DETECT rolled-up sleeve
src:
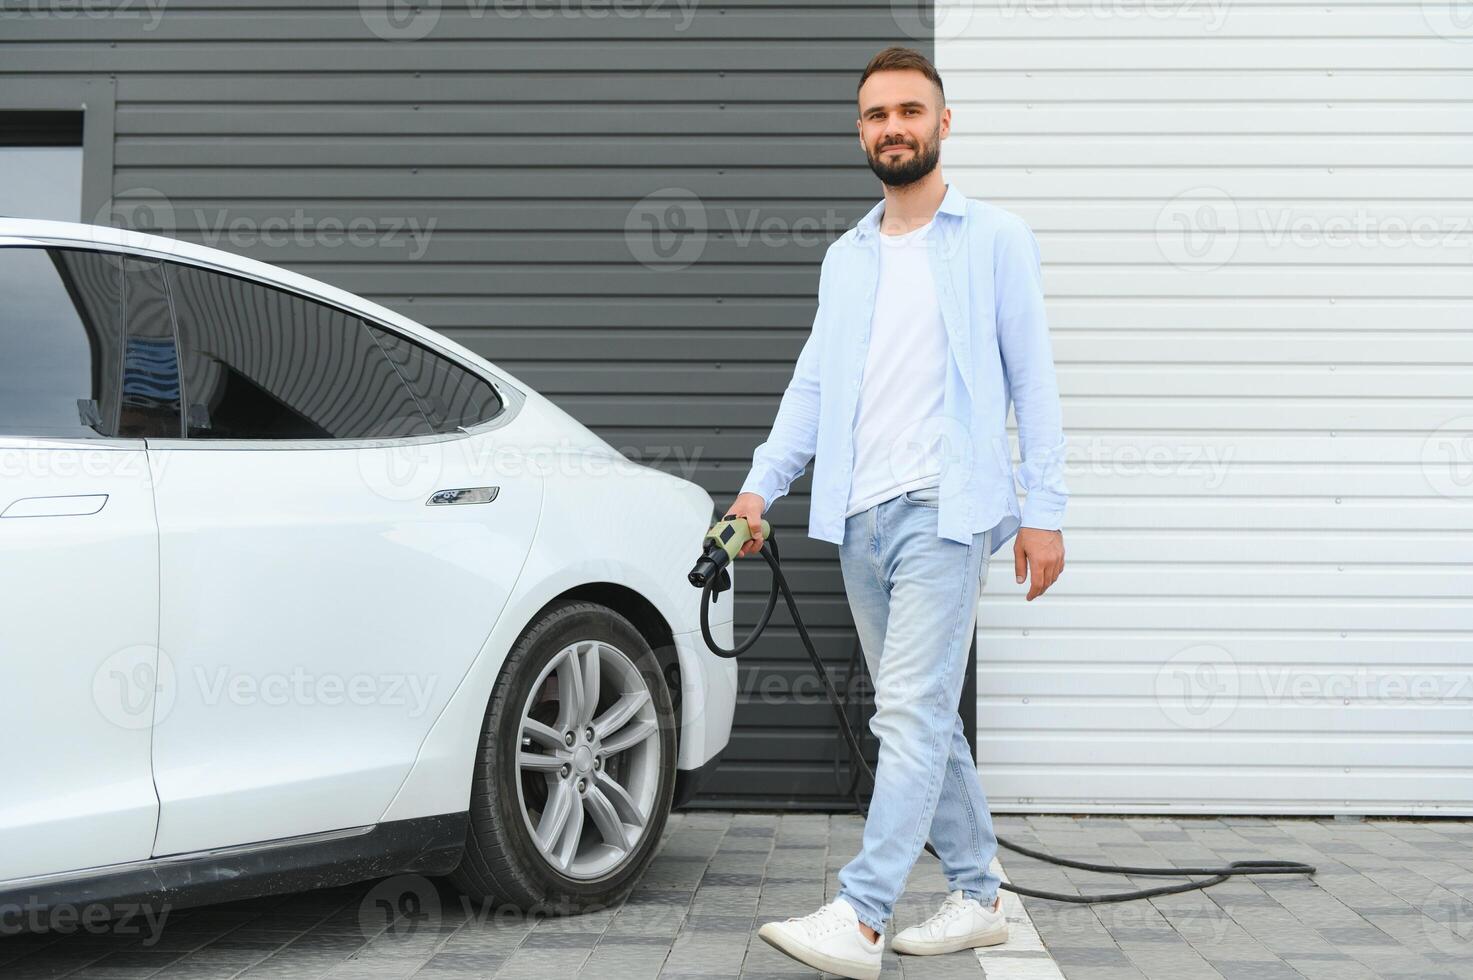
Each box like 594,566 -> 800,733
994,216 -> 1069,530
739,297 -> 823,513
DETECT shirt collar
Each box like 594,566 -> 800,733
854,182 -> 966,242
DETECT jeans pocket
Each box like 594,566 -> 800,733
901,486 -> 941,508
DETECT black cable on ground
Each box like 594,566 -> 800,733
699,526 -> 1317,905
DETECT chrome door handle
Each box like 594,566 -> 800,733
2,494 -> 109,518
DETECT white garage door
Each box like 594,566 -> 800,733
942,1 -> 1473,814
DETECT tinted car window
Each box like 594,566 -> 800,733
164,263 -> 434,439
0,246 -> 125,439
364,323 -> 503,433
119,256 -> 184,438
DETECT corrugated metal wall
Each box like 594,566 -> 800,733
1,1 -> 948,808
941,2 -> 1473,814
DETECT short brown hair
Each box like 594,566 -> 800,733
857,47 -> 945,106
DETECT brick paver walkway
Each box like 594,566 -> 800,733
1,812 -> 1468,979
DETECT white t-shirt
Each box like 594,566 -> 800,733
844,217 -> 951,518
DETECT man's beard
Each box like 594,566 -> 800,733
866,125 -> 941,187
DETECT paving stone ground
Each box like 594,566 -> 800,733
1,813 -> 1469,979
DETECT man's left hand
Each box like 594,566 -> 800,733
1014,527 -> 1064,601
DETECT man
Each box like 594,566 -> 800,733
724,47 -> 1068,980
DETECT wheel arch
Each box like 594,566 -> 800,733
544,582 -> 683,759
377,562 -> 724,826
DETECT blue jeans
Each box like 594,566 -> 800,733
834,486 -> 1001,936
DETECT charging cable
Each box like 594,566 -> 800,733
689,517 -> 1316,904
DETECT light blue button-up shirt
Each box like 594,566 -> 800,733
739,182 -> 1068,556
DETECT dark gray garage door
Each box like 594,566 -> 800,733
0,0 -> 954,809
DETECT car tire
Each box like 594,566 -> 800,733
451,600 -> 677,915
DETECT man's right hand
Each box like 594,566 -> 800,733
724,492 -> 767,557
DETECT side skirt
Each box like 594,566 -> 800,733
0,812 -> 467,922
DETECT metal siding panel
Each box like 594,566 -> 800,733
938,1 -> 1473,815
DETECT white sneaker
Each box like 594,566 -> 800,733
890,890 -> 1008,955
756,896 -> 883,980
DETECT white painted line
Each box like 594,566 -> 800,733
972,857 -> 1065,980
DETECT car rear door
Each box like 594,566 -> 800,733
137,258 -> 540,856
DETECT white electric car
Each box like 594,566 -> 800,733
0,218 -> 736,918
